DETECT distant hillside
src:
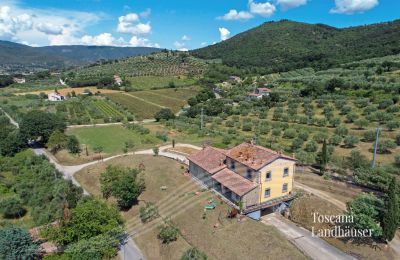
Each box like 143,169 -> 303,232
71,51 -> 208,79
0,40 -> 161,74
192,20 -> 400,72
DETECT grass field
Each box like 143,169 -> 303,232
127,76 -> 197,90
66,125 -> 161,154
75,155 -> 306,260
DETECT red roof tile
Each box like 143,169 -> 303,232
212,168 -> 256,196
188,146 -> 227,174
225,143 -> 295,170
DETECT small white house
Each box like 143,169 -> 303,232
13,77 -> 26,84
48,92 -> 65,101
114,75 -> 123,86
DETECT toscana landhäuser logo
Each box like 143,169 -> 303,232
311,212 -> 374,238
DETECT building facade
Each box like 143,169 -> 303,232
188,143 -> 296,216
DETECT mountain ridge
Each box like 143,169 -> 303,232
0,40 -> 162,73
192,19 -> 400,72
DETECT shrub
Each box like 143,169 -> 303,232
329,135 -> 342,146
181,247 -> 208,260
363,130 -> 376,142
155,108 -> 175,122
394,155 -> 400,167
225,120 -> 234,127
139,202 -> 159,223
297,130 -> 309,141
242,122 -> 252,131
396,134 -> 400,146
313,132 -> 329,144
343,136 -> 359,148
376,139 -> 397,154
158,222 -> 179,244
0,226 -> 40,259
329,117 -> 341,127
346,112 -> 359,123
386,120 -> 400,131
334,125 -> 348,137
305,140 -> 318,153
354,118 -> 368,129
0,197 -> 26,219
291,138 -> 304,151
283,129 -> 297,139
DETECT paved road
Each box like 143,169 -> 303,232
262,213 -> 356,260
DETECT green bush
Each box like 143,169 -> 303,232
343,135 -> 359,148
283,129 -> 297,139
158,222 -> 179,244
139,202 -> 159,223
0,197 -> 26,219
181,247 -> 208,260
305,140 -> 318,153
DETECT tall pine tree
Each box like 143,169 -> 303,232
382,177 -> 399,241
318,139 -> 329,174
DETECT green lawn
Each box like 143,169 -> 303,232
67,125 -> 161,154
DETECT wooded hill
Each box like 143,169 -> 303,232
0,40 -> 161,73
192,19 -> 400,72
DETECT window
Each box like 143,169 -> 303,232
265,171 -> 272,181
283,167 -> 289,177
231,161 -> 235,170
264,188 -> 271,198
246,169 -> 252,179
282,183 -> 288,193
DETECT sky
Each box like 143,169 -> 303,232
0,0 -> 399,50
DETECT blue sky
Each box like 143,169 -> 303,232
0,0 -> 398,49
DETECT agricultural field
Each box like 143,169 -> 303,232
75,155 -> 306,260
106,87 -> 199,119
127,75 -> 197,90
71,52 -> 208,79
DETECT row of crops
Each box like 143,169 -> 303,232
72,52 -> 208,79
55,98 -> 131,125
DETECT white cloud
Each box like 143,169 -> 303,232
219,27 -> 230,41
277,0 -> 307,10
36,22 -> 63,35
181,35 -> 191,41
249,0 -> 276,17
129,36 -> 159,48
174,40 -> 189,51
0,3 -> 101,46
0,3 -> 158,47
200,42 -> 208,47
330,0 -> 379,14
217,9 -> 254,21
117,13 -> 151,34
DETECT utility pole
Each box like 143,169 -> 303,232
200,107 -> 204,130
372,127 -> 380,168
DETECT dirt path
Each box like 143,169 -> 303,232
0,108 -> 19,128
262,213 -> 356,260
67,119 -> 156,128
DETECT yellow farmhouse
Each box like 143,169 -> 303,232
188,142 -> 296,219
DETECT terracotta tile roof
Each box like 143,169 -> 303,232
212,168 -> 256,196
188,146 -> 227,174
225,143 -> 295,170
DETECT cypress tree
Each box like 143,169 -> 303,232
318,139 -> 329,173
382,177 -> 399,241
